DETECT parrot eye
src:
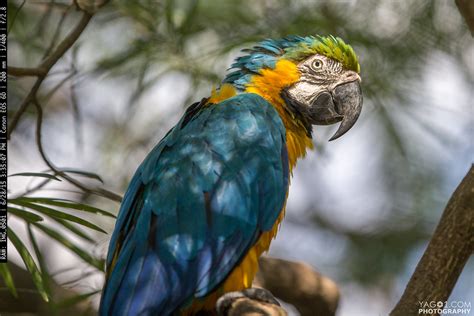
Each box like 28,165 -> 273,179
311,59 -> 323,70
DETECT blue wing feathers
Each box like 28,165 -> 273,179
100,93 -> 289,315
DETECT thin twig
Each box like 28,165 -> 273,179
33,99 -> 58,171
9,168 -> 61,198
70,46 -> 83,152
43,71 -> 77,101
21,178 -> 55,197
8,78 -> 46,138
42,3 -> 74,59
33,0 -> 55,40
32,100 -> 122,202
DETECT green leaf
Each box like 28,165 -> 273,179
60,168 -> 104,184
9,204 -> 96,242
9,172 -> 61,181
51,218 -> 94,242
0,263 -> 18,298
33,223 -> 104,271
8,207 -> 44,222
27,225 -> 52,302
55,289 -> 101,308
9,200 -> 107,234
14,197 -> 116,218
8,228 -> 50,301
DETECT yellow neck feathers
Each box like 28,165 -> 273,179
245,59 -> 314,170
208,83 -> 237,104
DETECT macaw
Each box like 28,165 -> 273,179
99,35 -> 362,315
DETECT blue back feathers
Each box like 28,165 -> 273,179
100,94 -> 289,315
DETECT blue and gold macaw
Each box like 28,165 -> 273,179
100,35 -> 362,315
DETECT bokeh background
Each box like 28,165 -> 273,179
5,0 -> 474,315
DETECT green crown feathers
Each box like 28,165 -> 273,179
283,35 -> 360,73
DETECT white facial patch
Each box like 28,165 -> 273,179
285,54 -> 357,107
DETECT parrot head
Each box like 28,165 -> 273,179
224,35 -> 363,141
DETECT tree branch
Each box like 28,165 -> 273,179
8,10 -> 93,138
223,297 -> 288,316
455,0 -> 474,36
254,257 -> 340,316
7,66 -> 47,77
219,257 -> 339,315
390,165 -> 474,316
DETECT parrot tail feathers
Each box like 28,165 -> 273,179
100,248 -> 185,316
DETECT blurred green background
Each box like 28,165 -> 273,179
4,0 -> 473,315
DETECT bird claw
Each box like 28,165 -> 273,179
216,288 -> 280,315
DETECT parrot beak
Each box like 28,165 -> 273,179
308,77 -> 363,141
328,79 -> 363,141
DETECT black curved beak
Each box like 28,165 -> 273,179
329,80 -> 363,141
309,80 -> 363,141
